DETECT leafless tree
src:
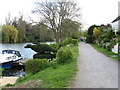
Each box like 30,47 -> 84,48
33,0 -> 81,43
5,13 -> 12,25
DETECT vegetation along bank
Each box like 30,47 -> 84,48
4,38 -> 79,88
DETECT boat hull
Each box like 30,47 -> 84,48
0,61 -> 13,69
0,58 -> 22,69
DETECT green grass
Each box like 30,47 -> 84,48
91,44 -> 120,60
12,45 -> 79,88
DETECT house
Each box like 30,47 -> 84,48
112,15 -> 120,54
111,17 -> 120,54
111,1 -> 120,35
111,16 -> 120,35
111,2 -> 120,54
111,16 -> 120,54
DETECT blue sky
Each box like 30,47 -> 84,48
0,0 -> 119,29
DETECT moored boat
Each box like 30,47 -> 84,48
0,50 -> 23,69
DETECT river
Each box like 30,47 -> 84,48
0,42 -> 54,76
0,42 -> 54,59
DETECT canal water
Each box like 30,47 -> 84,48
0,42 -> 54,77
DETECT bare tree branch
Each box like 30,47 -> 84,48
33,0 -> 81,42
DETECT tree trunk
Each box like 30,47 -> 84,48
55,34 -> 60,43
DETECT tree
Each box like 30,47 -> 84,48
30,23 -> 54,42
5,13 -> 12,25
93,27 -> 101,38
2,25 -> 19,43
86,25 -> 98,43
38,23 -> 53,42
80,30 -> 87,39
17,15 -> 27,42
12,17 -> 18,28
100,24 -> 114,39
61,19 -> 81,39
87,25 -> 98,36
33,0 -> 81,43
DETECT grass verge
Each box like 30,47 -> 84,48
9,45 -> 78,88
91,44 -> 120,60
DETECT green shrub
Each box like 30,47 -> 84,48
118,41 -> 120,45
102,43 -> 106,48
25,44 -> 57,54
86,35 -> 95,43
106,43 -> 112,51
62,38 -> 78,46
33,54 -> 56,59
25,43 -> 57,59
71,39 -> 78,45
56,47 -> 73,63
5,83 -> 14,87
116,31 -> 120,35
66,44 -> 75,47
25,59 -> 49,74
50,43 -> 59,50
0,68 -> 4,77
0,68 -> 4,72
62,38 -> 72,46
103,38 -> 110,43
16,76 -> 27,83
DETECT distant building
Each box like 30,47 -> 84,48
111,16 -> 120,54
111,1 -> 120,35
111,1 -> 120,54
111,16 -> 120,35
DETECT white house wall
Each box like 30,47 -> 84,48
112,21 -> 119,34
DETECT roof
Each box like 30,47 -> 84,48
112,16 -> 120,23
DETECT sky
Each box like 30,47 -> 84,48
0,0 -> 119,30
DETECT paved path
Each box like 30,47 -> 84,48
73,42 -> 118,88
0,77 -> 18,86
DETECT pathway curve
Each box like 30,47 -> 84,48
73,42 -> 118,88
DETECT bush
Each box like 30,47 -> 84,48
62,38 -> 78,46
86,35 -> 95,43
62,38 -> 72,46
71,39 -> 78,45
5,83 -> 14,87
25,44 -> 57,54
102,43 -> 106,48
56,47 -> 73,63
25,43 -> 57,59
0,68 -> 4,76
50,43 -> 59,50
33,54 -> 56,59
0,68 -> 4,72
66,44 -> 75,47
16,76 -> 27,83
106,43 -> 112,51
116,31 -> 120,35
25,59 -> 49,74
103,38 -> 110,43
118,40 -> 120,45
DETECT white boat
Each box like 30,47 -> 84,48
0,50 -> 23,69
